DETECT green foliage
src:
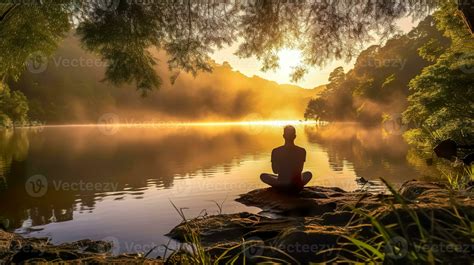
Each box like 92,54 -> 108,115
304,67 -> 354,121
0,2 -> 71,81
0,83 -> 29,126
403,1 -> 474,145
305,16 -> 447,123
443,166 -> 473,190
304,98 -> 327,120
0,113 -> 12,129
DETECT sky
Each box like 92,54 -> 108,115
210,17 -> 419,89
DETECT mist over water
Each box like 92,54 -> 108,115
0,123 -> 437,256
12,36 -> 316,124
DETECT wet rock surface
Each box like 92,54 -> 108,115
0,230 -> 163,264
168,180 -> 474,263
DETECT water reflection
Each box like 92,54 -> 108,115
0,123 -> 440,255
304,123 -> 424,183
0,126 -> 276,229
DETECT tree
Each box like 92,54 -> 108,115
304,15 -> 449,124
305,98 -> 327,120
0,83 -> 29,127
0,2 -> 71,81
403,1 -> 474,145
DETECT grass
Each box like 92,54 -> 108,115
165,200 -> 297,264
331,178 -> 474,264
164,177 -> 473,264
165,200 -> 213,264
444,165 -> 473,190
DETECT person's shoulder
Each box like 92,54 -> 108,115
295,145 -> 306,153
272,146 -> 285,153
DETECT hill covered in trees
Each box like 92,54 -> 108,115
305,2 -> 473,146
7,35 -> 318,124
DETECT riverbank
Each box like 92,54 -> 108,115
1,180 -> 472,264
167,180 -> 474,263
0,230 -> 162,264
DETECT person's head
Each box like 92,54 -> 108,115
283,125 -> 296,143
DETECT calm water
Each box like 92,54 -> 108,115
0,123 -> 435,256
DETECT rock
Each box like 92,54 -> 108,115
0,230 -> 163,264
272,226 -> 345,263
320,211 -> 356,225
168,181 -> 474,263
236,186 -> 390,216
398,180 -> 447,200
80,240 -> 113,253
167,212 -> 298,246
462,153 -> 474,165
434,139 -> 458,160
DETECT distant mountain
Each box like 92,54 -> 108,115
11,35 -> 318,124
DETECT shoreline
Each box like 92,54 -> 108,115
167,180 -> 474,263
1,180 -> 473,263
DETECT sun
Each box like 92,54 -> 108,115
278,49 -> 302,67
276,48 -> 303,80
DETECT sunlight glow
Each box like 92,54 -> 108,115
36,120 -> 328,128
276,48 -> 303,76
278,49 -> 302,68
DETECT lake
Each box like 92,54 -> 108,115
0,122 -> 437,257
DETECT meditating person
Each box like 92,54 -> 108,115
260,125 -> 312,192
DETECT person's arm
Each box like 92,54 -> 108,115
271,149 -> 279,174
296,149 -> 306,173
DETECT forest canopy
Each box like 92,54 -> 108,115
0,0 -> 472,148
1,0 -> 438,92
304,1 -> 473,146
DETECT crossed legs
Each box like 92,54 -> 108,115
260,172 -> 312,190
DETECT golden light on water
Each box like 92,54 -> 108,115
40,120 -> 326,128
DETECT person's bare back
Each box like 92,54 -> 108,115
260,125 -> 312,192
